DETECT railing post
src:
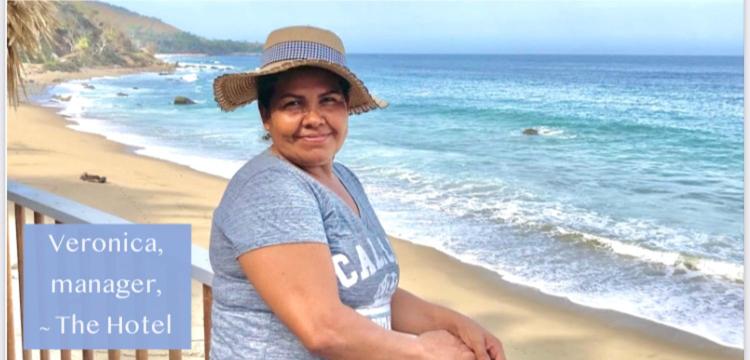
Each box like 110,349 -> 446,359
57,217 -> 71,360
7,227 -> 15,360
203,284 -> 212,360
14,204 -> 31,360
32,212 -> 50,360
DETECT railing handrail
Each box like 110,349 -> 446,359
7,180 -> 214,285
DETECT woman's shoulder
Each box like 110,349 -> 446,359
219,151 -> 311,209
229,151 -> 296,187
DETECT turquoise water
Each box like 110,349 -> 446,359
42,54 -> 743,348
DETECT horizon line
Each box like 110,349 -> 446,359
346,52 -> 743,57
170,51 -> 743,57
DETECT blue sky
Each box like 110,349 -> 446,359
105,0 -> 743,55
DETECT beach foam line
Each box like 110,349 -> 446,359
373,193 -> 743,349
66,114 -> 245,180
359,165 -> 742,284
388,233 -> 744,351
41,74 -> 254,178
177,62 -> 234,70
156,54 -> 236,71
134,146 -> 245,180
552,226 -> 744,283
180,73 -> 199,82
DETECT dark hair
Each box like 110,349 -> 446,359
256,66 -> 351,114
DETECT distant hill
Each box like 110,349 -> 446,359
31,1 -> 161,71
28,1 -> 262,71
73,1 -> 263,55
72,1 -> 182,39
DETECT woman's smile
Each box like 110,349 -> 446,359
297,132 -> 332,144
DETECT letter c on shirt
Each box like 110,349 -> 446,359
332,253 -> 358,288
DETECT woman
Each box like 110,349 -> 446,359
210,25 -> 506,359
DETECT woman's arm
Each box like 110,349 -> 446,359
391,287 -> 462,334
237,242 -> 474,360
391,287 -> 507,360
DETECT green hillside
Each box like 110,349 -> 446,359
34,1 -> 160,71
74,1 -> 263,55
28,1 -> 262,71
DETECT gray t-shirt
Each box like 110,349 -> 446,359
209,147 -> 400,359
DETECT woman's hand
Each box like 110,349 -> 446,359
449,316 -> 506,360
390,288 -> 506,359
417,330 -> 475,360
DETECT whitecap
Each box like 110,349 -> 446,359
180,73 -> 198,82
553,227 -> 743,282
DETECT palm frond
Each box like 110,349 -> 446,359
7,0 -> 56,106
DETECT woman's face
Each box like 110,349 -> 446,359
261,67 -> 349,168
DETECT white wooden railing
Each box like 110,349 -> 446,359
7,180 -> 213,360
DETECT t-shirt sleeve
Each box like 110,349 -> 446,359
217,168 -> 328,258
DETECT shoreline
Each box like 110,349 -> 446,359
8,68 -> 743,359
19,63 -> 176,96
394,236 -> 743,353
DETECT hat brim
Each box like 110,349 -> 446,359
213,59 -> 388,115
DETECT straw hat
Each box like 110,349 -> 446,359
213,25 -> 388,114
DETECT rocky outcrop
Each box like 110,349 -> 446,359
174,96 -> 195,105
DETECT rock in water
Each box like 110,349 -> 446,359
174,96 -> 196,105
117,92 -> 128,97
523,128 -> 539,136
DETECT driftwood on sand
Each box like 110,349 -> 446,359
80,172 -> 107,183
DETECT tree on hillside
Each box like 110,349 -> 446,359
7,0 -> 55,106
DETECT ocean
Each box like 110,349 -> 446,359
40,53 -> 744,349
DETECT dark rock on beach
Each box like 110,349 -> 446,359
80,172 -> 106,184
174,96 -> 196,105
523,128 -> 539,136
82,83 -> 95,90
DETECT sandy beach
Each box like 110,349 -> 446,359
7,69 -> 743,359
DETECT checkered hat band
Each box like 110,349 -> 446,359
261,41 -> 346,67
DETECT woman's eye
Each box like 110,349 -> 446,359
283,100 -> 301,108
322,96 -> 342,104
